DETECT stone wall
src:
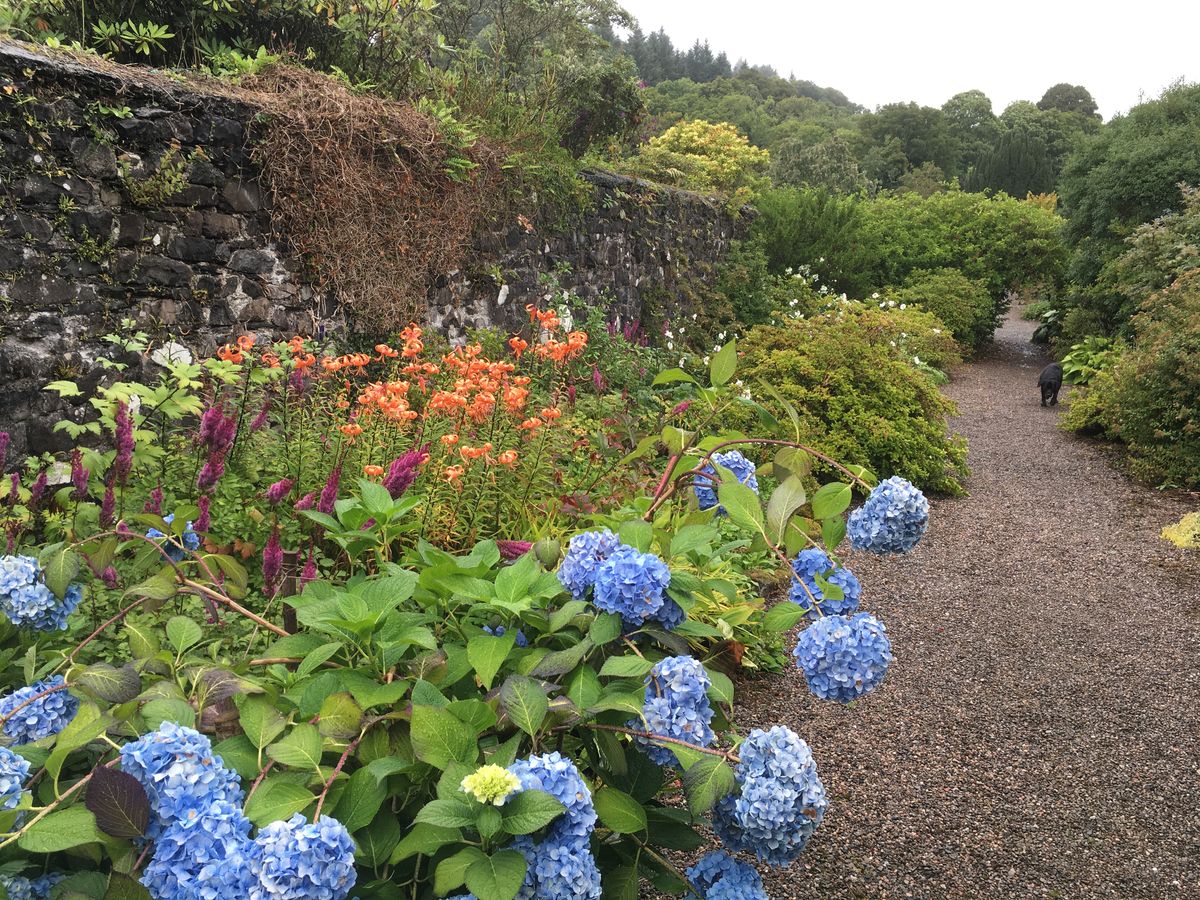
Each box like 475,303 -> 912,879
0,41 -> 748,456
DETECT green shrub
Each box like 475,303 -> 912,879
1060,368 -> 1117,435
626,119 -> 770,200
888,267 -> 995,350
1060,336 -> 1122,385
1104,272 -> 1200,486
739,313 -> 968,493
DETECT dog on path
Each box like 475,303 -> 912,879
1038,362 -> 1063,407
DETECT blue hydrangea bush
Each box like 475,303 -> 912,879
0,339 -> 931,899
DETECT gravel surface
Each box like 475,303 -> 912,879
738,311 -> 1200,899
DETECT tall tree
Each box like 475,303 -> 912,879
859,103 -> 959,182
941,89 -> 1000,173
965,129 -> 1054,196
1038,83 -> 1100,118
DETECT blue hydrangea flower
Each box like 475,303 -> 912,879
508,752 -> 596,844
0,556 -> 82,631
788,548 -> 861,619
141,798 -> 256,900
0,675 -> 79,744
686,850 -> 767,900
711,725 -> 827,866
694,451 -> 758,513
847,476 -> 929,554
793,612 -> 893,703
483,624 -> 529,648
147,514 -> 201,563
632,656 -> 717,766
0,874 -> 62,900
591,547 -> 670,626
248,813 -> 357,900
649,596 -> 686,631
796,614 -> 892,705
120,721 -> 244,839
0,745 -> 30,810
556,530 -> 620,600
511,833 -> 602,900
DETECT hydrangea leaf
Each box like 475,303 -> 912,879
390,822 -> 461,864
40,546 -> 80,601
822,515 -> 847,552
499,675 -> 548,736
243,778 -> 313,827
75,662 -> 141,704
565,666 -> 602,711
165,616 -> 202,655
357,813 -> 402,869
493,552 -> 539,612
709,339 -> 738,387
617,520 -> 653,553
239,696 -> 287,749
766,475 -> 808,544
105,871 -> 154,899
716,480 -> 764,534
140,698 -> 195,731
811,482 -> 853,519
645,808 -> 706,850
333,767 -> 387,833
761,601 -> 807,632
593,786 -> 647,834
680,755 -> 736,816
598,655 -> 655,679
587,612 -> 622,646
17,805 -> 105,852
410,704 -> 477,769
500,788 -> 565,835
84,766 -> 150,839
529,639 -> 592,679
602,864 -> 641,900
467,630 -> 516,691
414,797 -> 476,829
434,846 -> 487,896
266,723 -> 323,771
465,849 -> 527,900
317,692 -> 363,740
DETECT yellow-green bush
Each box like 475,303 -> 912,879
628,119 -> 769,200
740,309 -> 968,493
888,267 -> 995,352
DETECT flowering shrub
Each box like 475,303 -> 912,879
0,332 -> 931,899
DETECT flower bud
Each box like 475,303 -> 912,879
533,537 -> 561,568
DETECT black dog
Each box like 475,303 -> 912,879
1038,362 -> 1063,407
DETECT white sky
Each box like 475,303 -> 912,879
619,0 -> 1198,119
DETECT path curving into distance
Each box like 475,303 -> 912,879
742,310 -> 1200,899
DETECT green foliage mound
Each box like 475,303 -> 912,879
889,268 -> 996,351
1100,271 -> 1200,486
739,312 -> 968,494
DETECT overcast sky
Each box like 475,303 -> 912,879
618,0 -> 1197,119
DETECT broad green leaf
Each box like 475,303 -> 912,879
766,475 -> 808,545
125,568 -> 177,602
41,547 -> 80,600
602,865 -> 641,900
267,724 -> 323,771
390,822 -> 461,864
529,639 -> 591,678
668,524 -> 718,558
586,692 -> 644,717
565,666 -> 602,711
243,779 -> 313,826
716,480 -> 764,533
823,515 -> 847,552
104,872 -> 153,900
334,767 -> 387,833
125,621 -> 159,659
493,552 -> 538,611
548,600 -> 589,634
357,814 -> 401,868
18,806 -> 104,852
465,849 -> 527,900
240,696 -> 287,749
651,368 -> 698,386
165,616 -> 202,655
434,847 -> 487,896
318,692 -> 363,740
593,786 -> 647,833
762,600 -> 807,632
447,699 -> 497,735
709,339 -> 737,387
587,612 -> 622,645
680,755 -> 736,816
75,663 -> 141,703
500,676 -> 547,736
467,630 -> 516,691
297,642 -> 343,677
141,698 -> 196,730
500,789 -> 565,835
811,481 -> 852,519
598,655 -> 654,679
617,520 -> 652,552
414,797 -> 476,829
410,705 -> 477,769
705,669 -> 735,706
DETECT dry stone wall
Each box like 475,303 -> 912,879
0,41 -> 747,456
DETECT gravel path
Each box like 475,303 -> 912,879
740,311 -> 1200,899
